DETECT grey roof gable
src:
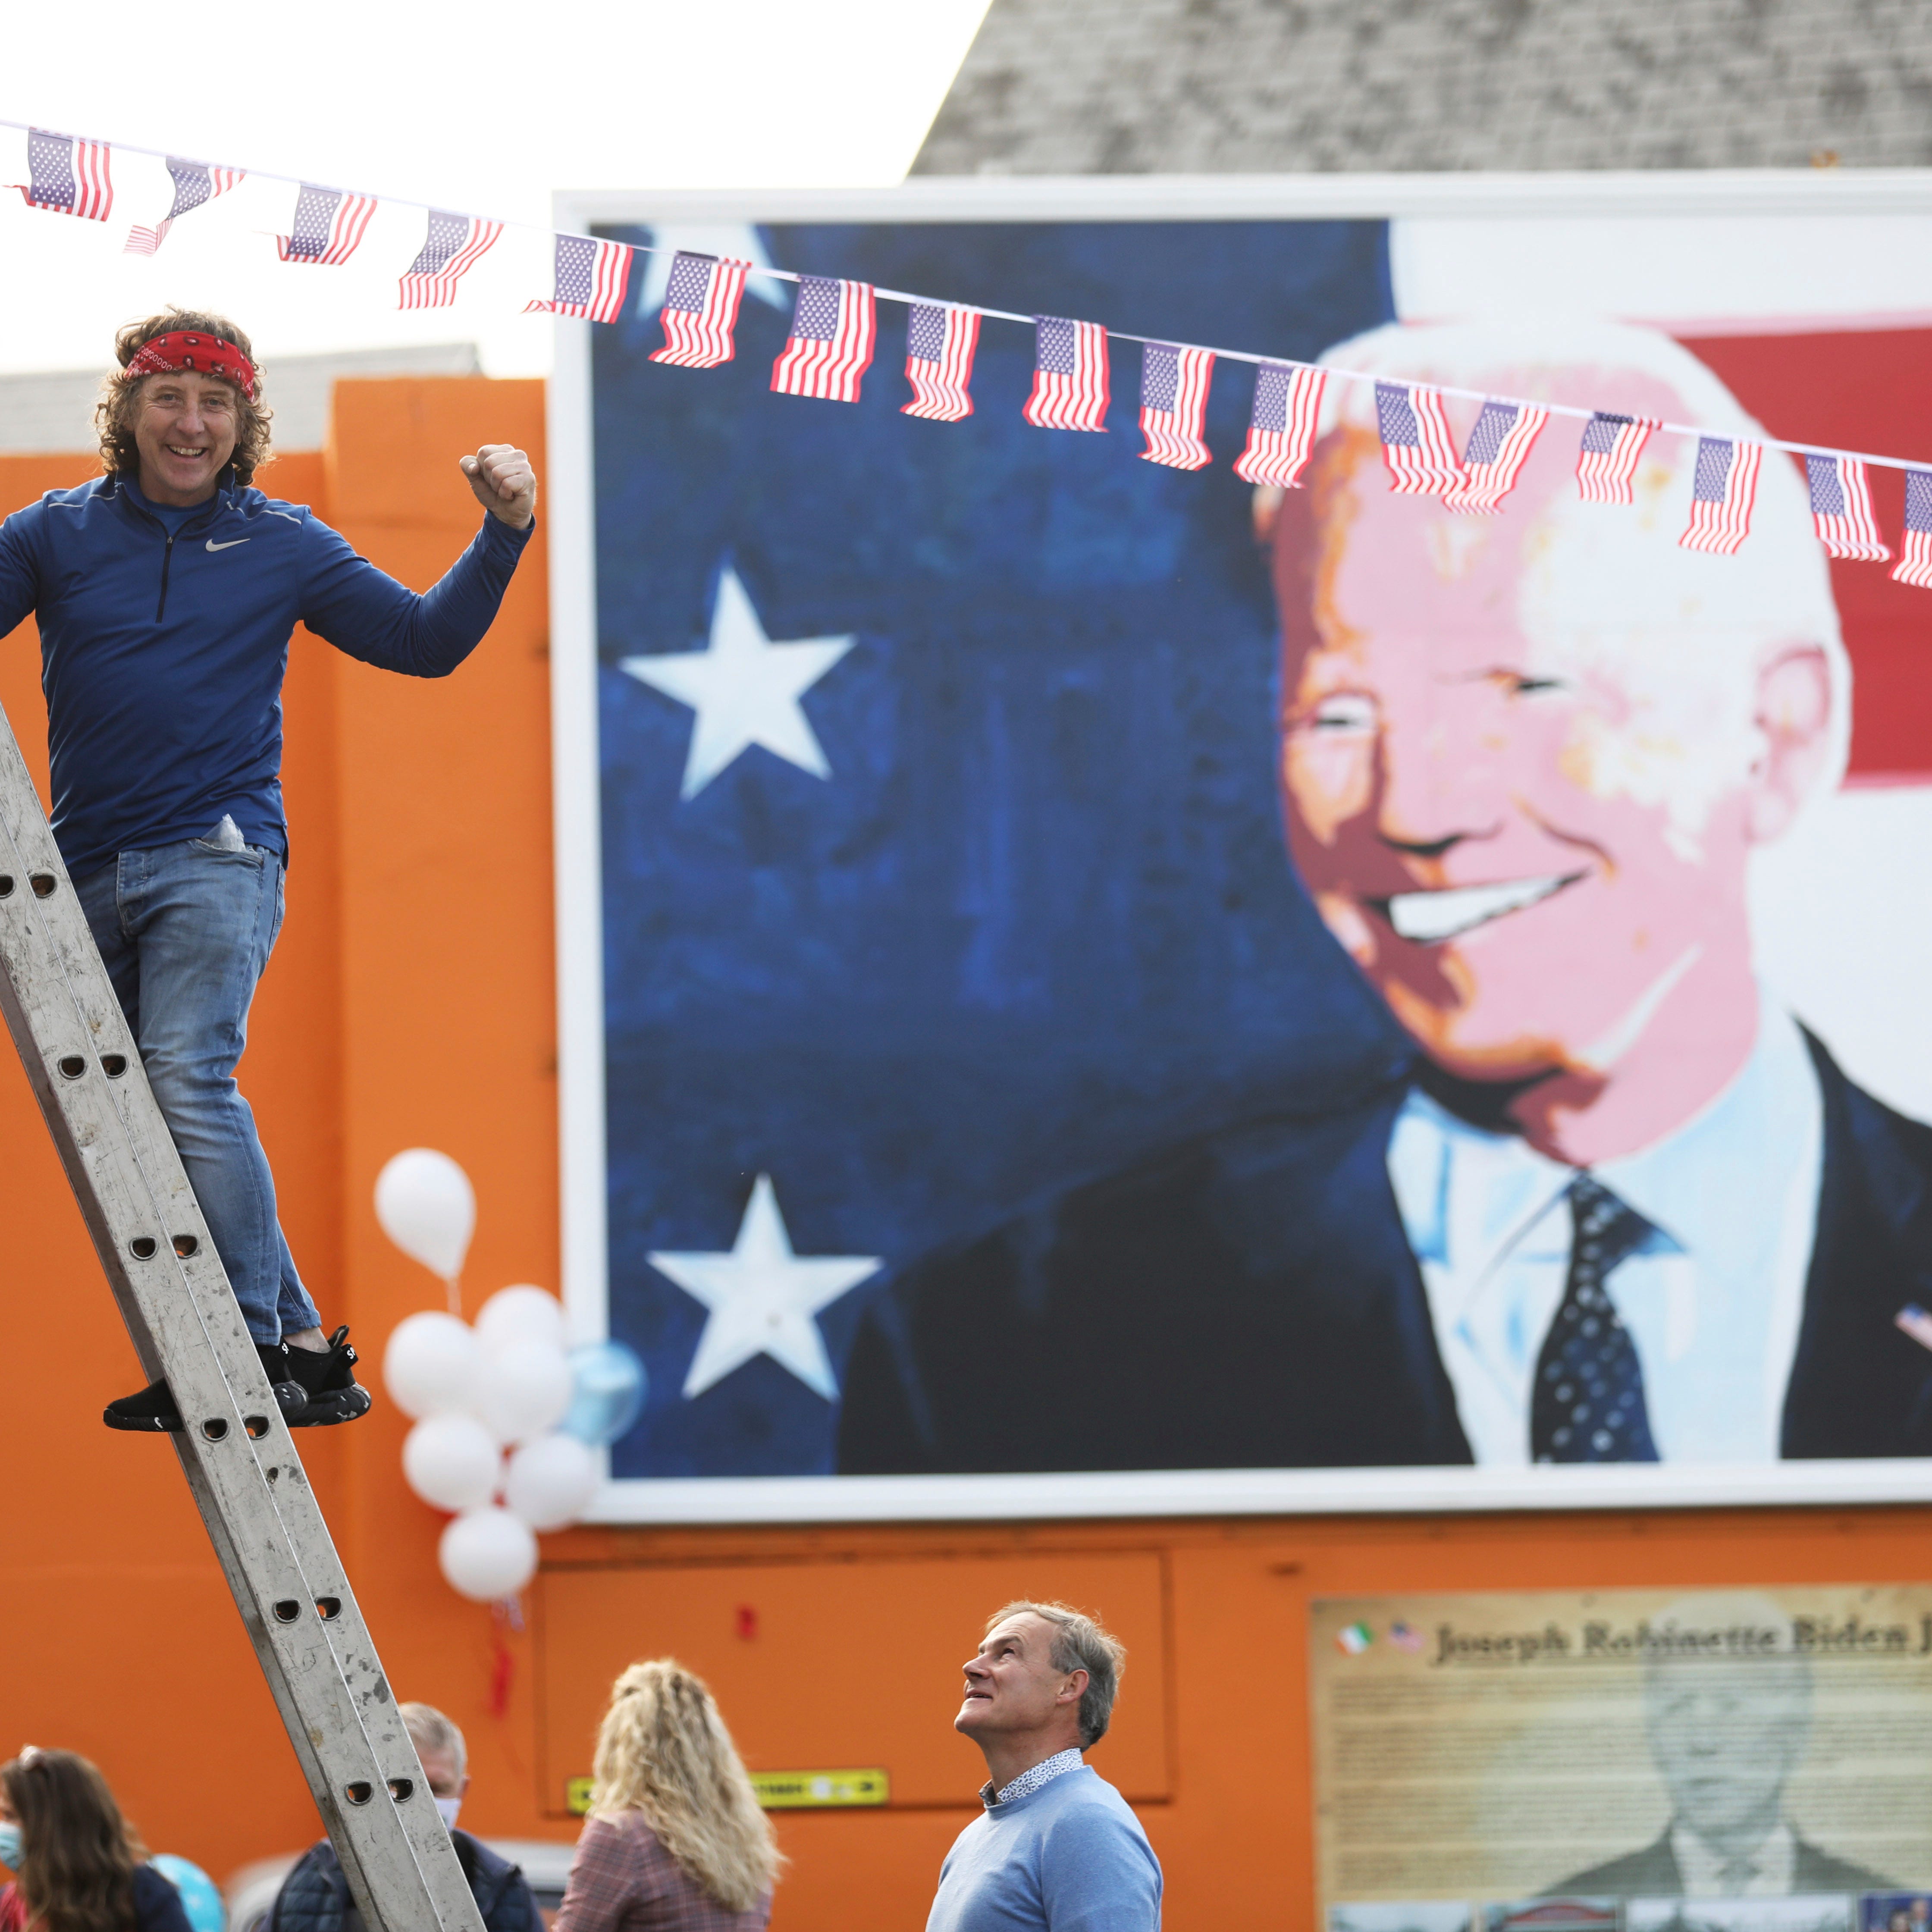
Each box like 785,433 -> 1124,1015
914,0 -> 1932,176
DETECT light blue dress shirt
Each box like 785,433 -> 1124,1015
1386,1003 -> 1823,1464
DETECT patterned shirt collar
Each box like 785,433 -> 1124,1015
981,1747 -> 1083,1809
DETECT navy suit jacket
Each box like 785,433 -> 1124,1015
836,1034 -> 1932,1473
1556,1825 -> 1890,1896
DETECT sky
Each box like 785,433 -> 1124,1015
0,0 -> 993,377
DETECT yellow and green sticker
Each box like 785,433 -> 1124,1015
565,1769 -> 890,1815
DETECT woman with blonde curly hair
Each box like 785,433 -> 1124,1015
555,1662 -> 779,1932
0,1748 -> 191,1932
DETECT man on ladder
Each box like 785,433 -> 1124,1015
0,307 -> 536,1433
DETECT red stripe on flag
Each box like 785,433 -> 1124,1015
653,258 -> 752,369
771,281 -> 878,402
903,307 -> 981,422
1680,441 -> 1763,555
1234,365 -> 1327,489
1023,320 -> 1109,433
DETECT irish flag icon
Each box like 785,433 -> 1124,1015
1336,1622 -> 1374,1656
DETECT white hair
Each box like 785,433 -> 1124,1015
1638,1591 -> 1813,1697
400,1702 -> 466,1782
1294,318 -> 1850,853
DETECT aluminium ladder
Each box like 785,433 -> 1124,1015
0,699 -> 486,1932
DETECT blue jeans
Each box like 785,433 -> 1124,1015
76,837 -> 321,1346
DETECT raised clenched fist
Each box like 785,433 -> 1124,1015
459,444 -> 537,529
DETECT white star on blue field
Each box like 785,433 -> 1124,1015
620,566 -> 856,800
647,1175 -> 880,1401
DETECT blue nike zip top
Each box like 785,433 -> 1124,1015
0,470 -> 533,878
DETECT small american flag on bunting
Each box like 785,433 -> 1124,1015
125,157 -> 241,255
1233,363 -> 1326,489
525,235 -> 634,324
1803,454 -> 1889,561
771,276 -> 877,402
1575,412 -> 1658,504
19,129 -> 113,221
1374,381 -> 1462,495
399,211 -> 502,310
1446,399 -> 1548,512
1024,318 -> 1110,432
1138,343 -> 1214,470
1679,437 -> 1762,554
902,303 -> 980,421
1893,471 -> 1932,590
652,253 -> 751,368
277,185 -> 377,266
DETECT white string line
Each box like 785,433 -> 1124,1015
10,115 -> 1928,478
872,276 -> 1927,475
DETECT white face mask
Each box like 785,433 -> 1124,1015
434,1797 -> 462,1832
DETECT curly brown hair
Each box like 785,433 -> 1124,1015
0,1749 -> 147,1932
95,307 -> 273,483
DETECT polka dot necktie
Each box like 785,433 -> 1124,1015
1529,1174 -> 1660,1462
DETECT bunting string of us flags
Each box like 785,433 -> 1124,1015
10,117 -> 1932,589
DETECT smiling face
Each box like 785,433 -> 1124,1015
1273,378 -> 1835,1147
955,1612 -> 1087,1748
132,369 -> 240,506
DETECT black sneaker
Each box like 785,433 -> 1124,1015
283,1327 -> 373,1427
256,1339 -> 311,1423
103,1377 -> 183,1432
105,1343 -> 305,1433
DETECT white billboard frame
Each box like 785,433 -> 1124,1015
549,171 -> 1932,1524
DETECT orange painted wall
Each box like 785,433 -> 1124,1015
1,381 -> 1929,1932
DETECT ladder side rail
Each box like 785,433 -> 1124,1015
0,716 -> 484,1932
184,1466 -> 433,1932
0,829 -> 466,1932
9,788 -> 491,1926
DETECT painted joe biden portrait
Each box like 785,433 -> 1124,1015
837,319 -> 1932,1477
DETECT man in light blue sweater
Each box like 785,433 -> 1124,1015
927,1599 -> 1163,1932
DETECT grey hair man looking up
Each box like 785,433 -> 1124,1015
927,1601 -> 1162,1932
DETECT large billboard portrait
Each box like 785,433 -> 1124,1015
547,179 -> 1932,1521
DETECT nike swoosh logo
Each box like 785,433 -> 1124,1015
205,538 -> 250,552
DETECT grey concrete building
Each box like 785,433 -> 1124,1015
914,0 -> 1932,176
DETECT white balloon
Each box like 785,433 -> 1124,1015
474,1342 -> 574,1446
402,1414 -> 503,1512
504,1433 -> 601,1531
383,1312 -> 481,1420
374,1149 -> 476,1283
438,1507 -> 537,1603
475,1285 -> 567,1354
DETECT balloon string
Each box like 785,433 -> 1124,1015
447,1271 -> 463,1320
488,1598 -> 522,1717
487,1628 -> 513,1716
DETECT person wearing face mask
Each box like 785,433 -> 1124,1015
267,1704 -> 537,1932
0,1747 -> 193,1932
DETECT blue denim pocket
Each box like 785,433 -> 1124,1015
187,835 -> 266,867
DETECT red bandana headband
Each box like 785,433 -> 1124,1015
124,329 -> 257,400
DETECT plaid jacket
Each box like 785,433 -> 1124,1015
556,1812 -> 771,1932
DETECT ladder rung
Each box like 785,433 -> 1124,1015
0,709 -> 486,1932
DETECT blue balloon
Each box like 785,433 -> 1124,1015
559,1341 -> 646,1446
151,1856 -> 225,1932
